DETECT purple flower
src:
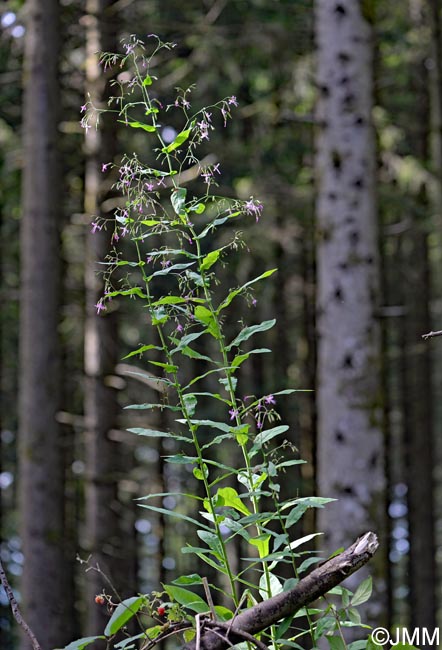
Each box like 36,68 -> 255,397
111,231 -> 119,243
251,298 -> 257,307
120,226 -> 129,237
256,419 -> 263,430
95,301 -> 106,315
264,394 -> 276,406
91,221 -> 102,233
228,96 -> 238,107
244,198 -> 263,223
176,323 -> 184,333
229,408 -> 239,421
161,259 -> 171,268
146,182 -> 155,191
146,255 -> 153,263
101,162 -> 110,172
157,177 -> 166,188
80,104 -> 87,113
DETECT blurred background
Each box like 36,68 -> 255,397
1,0 -> 442,648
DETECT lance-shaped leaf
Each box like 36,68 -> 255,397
162,127 -> 192,153
226,319 -> 276,351
171,187 -> 187,215
104,596 -> 146,636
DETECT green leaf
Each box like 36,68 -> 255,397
162,128 -> 192,153
181,346 -> 213,362
288,532 -> 323,550
252,425 -> 289,449
218,376 -> 237,392
171,330 -> 206,353
120,120 -> 156,132
293,496 -> 336,508
226,319 -> 276,351
275,615 -> 295,640
351,576 -> 372,607
194,306 -> 219,338
314,616 -> 336,639
171,187 -> 187,215
128,428 -> 190,443
148,360 -> 178,373
193,465 -> 208,481
285,504 -> 309,529
214,605 -> 233,621
184,629 -> 196,643
163,584 -> 208,613
105,287 -> 148,299
231,348 -> 271,369
276,459 -> 307,470
178,418 -> 232,433
145,626 -> 163,640
191,202 -> 205,214
347,607 -> 362,625
327,637 -> 346,650
62,637 -> 106,650
165,454 -> 198,464
138,504 -> 213,531
142,74 -> 153,86
259,571 -> 283,598
104,596 -> 145,636
216,487 -> 251,516
124,403 -> 180,412
151,262 -> 195,277
197,530 -> 224,560
250,534 -> 271,559
150,307 -> 169,325
200,250 -> 220,272
151,296 -> 188,306
172,574 -> 203,585
218,269 -> 277,311
183,393 -> 197,416
122,344 -> 161,359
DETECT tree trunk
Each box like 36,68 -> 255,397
314,0 -> 387,622
18,0 -> 74,646
83,0 -> 137,637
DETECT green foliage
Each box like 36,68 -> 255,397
70,34 -> 375,650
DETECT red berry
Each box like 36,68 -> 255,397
157,606 -> 166,616
95,595 -> 106,605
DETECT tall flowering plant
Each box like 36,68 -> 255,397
72,35 -> 375,650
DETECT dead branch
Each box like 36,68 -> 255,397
184,531 -> 379,650
422,329 -> 442,340
0,559 -> 42,650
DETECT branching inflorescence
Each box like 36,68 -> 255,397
71,34 -> 378,650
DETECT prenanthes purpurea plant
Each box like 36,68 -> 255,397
72,34 -> 377,650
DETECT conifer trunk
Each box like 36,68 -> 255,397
19,0 -> 73,646
314,0 -> 387,621
83,0 -> 136,636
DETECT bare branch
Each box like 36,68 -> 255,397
0,559 -> 42,650
184,532 -> 379,650
422,329 -> 442,340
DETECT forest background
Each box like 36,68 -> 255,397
1,0 -> 442,649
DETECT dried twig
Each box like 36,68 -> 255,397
184,532 -> 379,650
0,559 -> 42,650
422,330 -> 442,340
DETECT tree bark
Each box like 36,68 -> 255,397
83,0 -> 137,637
19,0 -> 73,647
314,0 -> 387,622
